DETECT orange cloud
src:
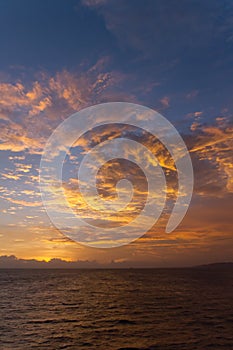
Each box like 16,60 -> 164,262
0,59 -> 123,155
160,96 -> 170,108
0,61 -> 232,264
189,121 -> 233,194
2,197 -> 41,207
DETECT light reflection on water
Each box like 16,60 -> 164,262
0,268 -> 232,349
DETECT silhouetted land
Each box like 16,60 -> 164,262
0,255 -> 232,269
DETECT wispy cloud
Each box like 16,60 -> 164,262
0,53 -> 232,264
0,58 -> 125,155
189,118 -> 233,194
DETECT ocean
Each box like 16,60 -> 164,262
0,268 -> 232,349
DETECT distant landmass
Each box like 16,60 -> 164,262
0,255 -> 232,269
194,262 -> 233,269
0,255 -> 103,269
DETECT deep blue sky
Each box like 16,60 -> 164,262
0,0 -> 116,71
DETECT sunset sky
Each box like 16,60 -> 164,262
0,0 -> 232,267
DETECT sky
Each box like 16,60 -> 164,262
0,0 -> 232,267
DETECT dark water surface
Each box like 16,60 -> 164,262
0,268 -> 232,349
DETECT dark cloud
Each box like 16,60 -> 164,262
0,255 -> 98,268
83,0 -> 233,59
0,255 -> 164,268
